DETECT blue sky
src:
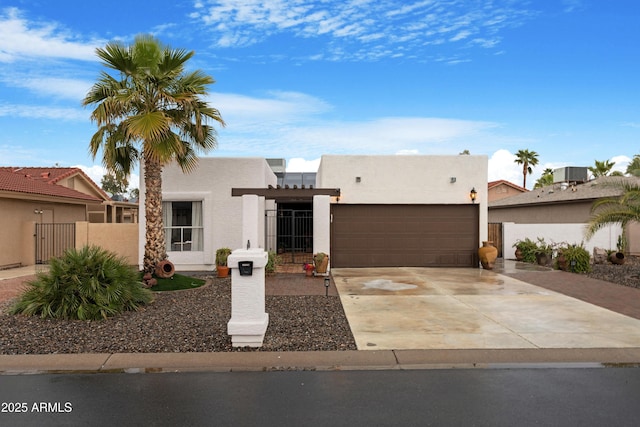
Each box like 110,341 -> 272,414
0,0 -> 637,189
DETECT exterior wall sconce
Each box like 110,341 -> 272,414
469,188 -> 477,203
34,209 -> 43,214
355,177 -> 361,183
450,177 -> 456,183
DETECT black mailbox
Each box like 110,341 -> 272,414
238,261 -> 253,276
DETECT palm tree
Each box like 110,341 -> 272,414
534,168 -> 554,189
514,149 -> 539,189
83,35 -> 225,273
588,159 -> 615,178
585,178 -> 640,239
626,154 -> 640,177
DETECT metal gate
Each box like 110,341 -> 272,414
265,208 -> 313,263
35,223 -> 76,264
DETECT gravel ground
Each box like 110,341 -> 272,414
587,255 -> 640,289
0,276 -> 356,355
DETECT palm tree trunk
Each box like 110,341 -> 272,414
522,163 -> 528,189
143,155 -> 167,273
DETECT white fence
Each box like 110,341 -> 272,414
501,222 -> 622,259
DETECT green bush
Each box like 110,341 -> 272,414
11,245 -> 153,320
265,251 -> 280,274
556,243 -> 592,273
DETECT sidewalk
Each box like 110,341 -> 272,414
2,348 -> 640,374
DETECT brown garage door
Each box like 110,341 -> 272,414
330,204 -> 479,268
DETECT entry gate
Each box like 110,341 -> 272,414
35,223 -> 75,264
265,208 -> 313,263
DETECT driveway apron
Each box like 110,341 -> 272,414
331,267 -> 640,351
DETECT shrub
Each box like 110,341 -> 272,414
265,251 -> 280,274
513,238 -> 538,263
11,245 -> 153,320
556,242 -> 592,273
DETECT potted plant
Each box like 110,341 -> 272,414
303,262 -> 315,277
534,238 -> 553,266
555,242 -> 591,273
313,252 -> 329,275
216,247 -> 232,278
513,238 -> 537,263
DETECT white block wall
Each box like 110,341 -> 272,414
502,222 -> 623,259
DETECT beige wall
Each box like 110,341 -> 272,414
0,197 -> 87,268
488,184 -> 525,202
75,222 -> 139,265
489,202 -> 593,224
317,154 -> 489,243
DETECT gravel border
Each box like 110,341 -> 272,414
0,277 -> 356,355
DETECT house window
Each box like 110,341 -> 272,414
162,201 -> 203,251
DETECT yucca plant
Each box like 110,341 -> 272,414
11,245 -> 153,320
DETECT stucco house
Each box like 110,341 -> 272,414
0,167 -> 139,268
139,154 -> 489,271
488,175 -> 640,257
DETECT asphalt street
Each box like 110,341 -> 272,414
1,367 -> 640,426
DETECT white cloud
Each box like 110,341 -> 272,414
0,103 -> 87,120
286,157 -> 320,172
0,8 -> 102,63
610,155 -> 631,175
2,76 -> 92,101
194,0 -> 536,61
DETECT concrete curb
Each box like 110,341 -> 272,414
2,348 -> 640,375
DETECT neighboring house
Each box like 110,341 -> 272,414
488,176 -> 640,257
488,180 -> 527,202
142,155 -> 489,271
0,167 -> 139,268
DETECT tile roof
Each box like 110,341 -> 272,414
488,180 -> 527,192
0,167 -> 104,202
489,176 -> 640,208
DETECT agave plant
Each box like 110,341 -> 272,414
11,245 -> 153,320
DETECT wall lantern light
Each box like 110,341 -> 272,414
470,188 -> 477,203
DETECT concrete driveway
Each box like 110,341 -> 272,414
332,266 -> 640,351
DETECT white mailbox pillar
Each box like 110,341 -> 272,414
226,249 -> 269,347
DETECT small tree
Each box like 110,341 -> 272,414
101,171 -> 129,196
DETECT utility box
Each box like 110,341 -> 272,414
226,249 -> 269,347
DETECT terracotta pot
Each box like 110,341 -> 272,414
217,265 -> 229,278
556,252 -> 567,271
478,241 -> 498,270
155,260 -> 175,279
514,248 -> 523,261
536,252 -> 549,266
305,269 -> 313,277
610,252 -> 625,265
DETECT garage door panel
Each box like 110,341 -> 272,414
331,204 -> 479,268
